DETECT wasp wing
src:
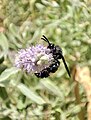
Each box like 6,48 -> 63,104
61,55 -> 71,77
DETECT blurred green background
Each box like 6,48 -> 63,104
0,0 -> 91,120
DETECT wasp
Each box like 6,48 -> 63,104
34,35 -> 71,78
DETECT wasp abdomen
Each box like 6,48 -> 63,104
49,60 -> 60,73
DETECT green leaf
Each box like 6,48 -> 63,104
9,23 -> 22,41
40,80 -> 64,99
0,116 -> 11,120
0,87 -> 11,107
17,83 -> 46,105
0,67 -> 19,83
0,33 -> 9,53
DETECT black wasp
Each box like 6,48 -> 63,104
34,35 -> 71,78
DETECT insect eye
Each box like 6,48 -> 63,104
48,44 -> 54,49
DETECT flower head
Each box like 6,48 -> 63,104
15,45 -> 54,73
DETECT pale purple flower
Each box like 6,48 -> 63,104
15,45 -> 54,73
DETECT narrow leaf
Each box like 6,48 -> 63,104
40,80 -> 64,99
9,23 -> 22,41
0,33 -> 9,52
0,67 -> 19,83
17,83 -> 45,105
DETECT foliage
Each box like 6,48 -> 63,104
0,0 -> 91,119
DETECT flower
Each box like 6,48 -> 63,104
15,44 -> 54,73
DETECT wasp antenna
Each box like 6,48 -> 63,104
61,55 -> 71,77
41,37 -> 47,42
41,35 -> 50,44
42,35 -> 48,41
